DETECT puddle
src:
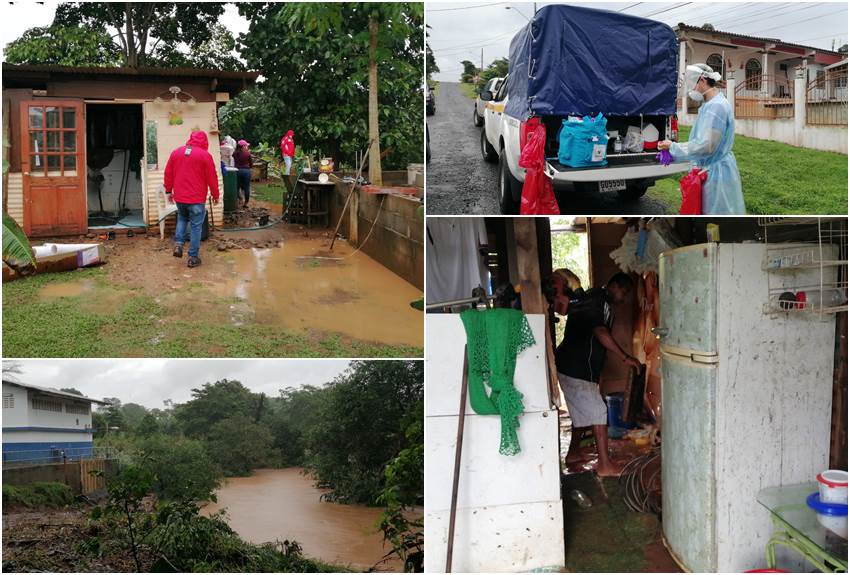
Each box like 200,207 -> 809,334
219,238 -> 423,347
203,468 -> 402,571
38,279 -> 96,299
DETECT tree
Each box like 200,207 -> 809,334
426,35 -> 439,81
4,24 -> 123,66
100,398 -> 126,432
175,379 -> 258,438
234,2 -> 423,171
121,402 -> 148,431
304,361 -> 423,504
136,413 -> 160,438
136,434 -> 220,501
480,57 -> 509,84
52,2 -> 229,68
206,415 -> 277,476
59,387 -> 84,396
460,60 -> 479,83
147,24 -> 245,71
701,23 -> 715,31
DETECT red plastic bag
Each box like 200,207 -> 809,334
519,118 -> 560,215
679,167 -> 707,215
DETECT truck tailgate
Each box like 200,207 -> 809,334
546,153 -> 689,182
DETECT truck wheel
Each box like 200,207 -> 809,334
499,148 -> 521,215
473,107 -> 484,127
481,130 -> 498,163
617,184 -> 648,201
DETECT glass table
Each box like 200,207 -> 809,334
757,482 -> 848,573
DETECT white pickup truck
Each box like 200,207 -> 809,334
480,5 -> 691,214
480,76 -> 689,214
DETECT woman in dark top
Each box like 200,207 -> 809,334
233,139 -> 253,208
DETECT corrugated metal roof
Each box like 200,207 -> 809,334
3,380 -> 108,405
676,23 -> 843,56
2,63 -> 259,81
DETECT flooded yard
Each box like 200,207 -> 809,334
3,221 -> 423,357
203,468 -> 401,571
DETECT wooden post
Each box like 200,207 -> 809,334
367,17 -> 383,186
349,186 -> 360,245
514,218 -> 560,407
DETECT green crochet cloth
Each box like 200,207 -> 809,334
460,308 -> 536,456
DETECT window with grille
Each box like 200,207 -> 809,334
65,403 -> 89,415
706,53 -> 724,80
65,402 -> 90,415
32,397 -> 63,412
3,394 -> 14,409
745,59 -> 762,89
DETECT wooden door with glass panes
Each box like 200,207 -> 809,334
20,100 -> 86,236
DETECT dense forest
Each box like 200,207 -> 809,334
5,361 -> 423,572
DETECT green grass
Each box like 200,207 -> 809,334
251,182 -> 285,204
458,82 -> 479,99
647,125 -> 848,214
2,268 -> 422,358
3,482 -> 75,509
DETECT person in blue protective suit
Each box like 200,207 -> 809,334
658,63 -> 745,214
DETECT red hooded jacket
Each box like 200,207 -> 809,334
280,130 -> 295,157
164,131 -> 220,204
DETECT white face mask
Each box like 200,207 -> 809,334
688,88 -> 704,103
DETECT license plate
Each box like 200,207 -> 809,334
599,179 -> 627,192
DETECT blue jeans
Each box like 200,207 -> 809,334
237,168 -> 251,203
174,202 -> 206,258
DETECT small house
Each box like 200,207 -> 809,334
2,64 -> 258,237
674,24 -> 844,112
2,380 -> 108,464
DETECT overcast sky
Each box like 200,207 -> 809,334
3,360 -> 351,409
1,2 -> 250,59
428,1 -> 849,82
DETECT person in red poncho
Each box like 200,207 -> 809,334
163,131 -> 220,268
280,130 -> 295,175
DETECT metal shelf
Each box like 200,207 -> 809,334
761,218 -> 848,317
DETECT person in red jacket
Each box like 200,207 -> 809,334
280,130 -> 295,175
164,131 -> 220,268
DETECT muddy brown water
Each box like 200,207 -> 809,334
203,468 -> 401,571
218,238 -> 423,347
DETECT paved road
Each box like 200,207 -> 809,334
426,82 -> 672,215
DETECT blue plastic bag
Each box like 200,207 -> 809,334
558,113 -> 609,168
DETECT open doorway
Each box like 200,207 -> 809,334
85,103 -> 145,230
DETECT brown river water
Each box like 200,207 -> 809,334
202,468 -> 402,571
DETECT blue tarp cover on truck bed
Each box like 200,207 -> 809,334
504,4 -> 679,120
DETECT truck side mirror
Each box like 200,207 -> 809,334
479,90 -> 493,101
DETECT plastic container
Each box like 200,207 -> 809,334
806,492 -> 848,539
818,470 -> 849,504
223,167 -> 239,212
605,393 -> 626,429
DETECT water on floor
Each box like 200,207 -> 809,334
218,237 -> 423,347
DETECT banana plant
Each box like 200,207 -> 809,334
3,212 -> 36,276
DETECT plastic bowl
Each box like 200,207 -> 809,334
818,470 -> 849,504
806,492 -> 848,539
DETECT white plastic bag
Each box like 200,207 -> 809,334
624,125 -> 643,153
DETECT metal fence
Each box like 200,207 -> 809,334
806,68 -> 848,126
2,446 -> 117,468
735,74 -> 795,119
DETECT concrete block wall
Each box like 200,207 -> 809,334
329,176 -> 424,290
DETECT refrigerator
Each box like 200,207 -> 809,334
658,242 -> 836,572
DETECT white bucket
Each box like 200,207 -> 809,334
818,470 -> 849,504
816,511 -> 848,539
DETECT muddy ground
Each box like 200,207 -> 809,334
426,82 -> 671,215
3,201 -> 423,358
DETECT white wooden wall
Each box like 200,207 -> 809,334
425,313 -> 565,573
714,243 -> 835,572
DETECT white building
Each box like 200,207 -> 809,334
2,380 -> 106,464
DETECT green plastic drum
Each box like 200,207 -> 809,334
223,167 -> 238,212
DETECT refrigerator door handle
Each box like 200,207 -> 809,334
690,353 -> 720,364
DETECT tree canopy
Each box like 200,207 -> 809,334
227,2 -> 423,170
